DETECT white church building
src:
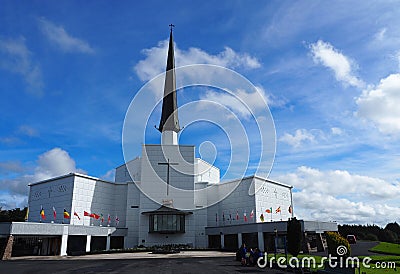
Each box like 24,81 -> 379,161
0,29 -> 336,258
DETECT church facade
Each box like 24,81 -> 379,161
0,29 -> 337,258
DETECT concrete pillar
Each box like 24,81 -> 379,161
60,226 -> 69,256
86,235 -> 92,252
106,228 -> 111,251
258,231 -> 265,252
238,233 -> 242,249
220,233 -> 224,249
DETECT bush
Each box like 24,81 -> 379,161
365,233 -> 378,241
326,231 -> 351,257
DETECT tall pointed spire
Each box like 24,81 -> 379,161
158,25 -> 180,137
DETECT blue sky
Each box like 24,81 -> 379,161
1,1 -> 399,225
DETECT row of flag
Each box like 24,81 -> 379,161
215,205 -> 293,223
36,207 -> 120,226
39,206 -> 70,220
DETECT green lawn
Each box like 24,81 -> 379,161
370,242 -> 400,256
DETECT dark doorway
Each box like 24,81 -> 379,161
110,236 -> 124,249
224,234 -> 238,251
90,236 -> 107,251
242,232 -> 258,249
67,235 -> 86,255
208,235 -> 221,249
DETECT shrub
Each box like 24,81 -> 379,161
287,217 -> 303,257
325,231 -> 351,257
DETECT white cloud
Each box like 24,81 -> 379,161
279,129 -> 315,148
0,37 -> 43,96
0,148 -> 85,209
310,40 -> 365,88
101,169 -> 115,181
356,73 -> 400,134
277,166 -> 400,225
38,18 -> 94,54
331,127 -> 343,135
198,87 -> 270,119
374,28 -> 387,41
18,125 -> 39,137
134,40 -> 261,81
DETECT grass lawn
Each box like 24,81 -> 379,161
370,242 -> 400,256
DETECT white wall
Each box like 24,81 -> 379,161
28,175 -> 74,223
254,178 -> 292,222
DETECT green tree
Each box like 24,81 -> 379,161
286,217 -> 303,257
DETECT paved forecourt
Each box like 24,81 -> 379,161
1,251 -> 283,273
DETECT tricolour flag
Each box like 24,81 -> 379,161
24,207 -> 29,221
53,207 -> 57,220
260,213 -> 264,222
74,212 -> 81,220
100,214 -> 104,223
64,209 -> 70,219
107,214 -> 111,225
40,206 -> 46,220
115,216 -> 120,226
266,208 -> 272,214
276,206 -> 281,213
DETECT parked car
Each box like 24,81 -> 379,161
347,235 -> 357,244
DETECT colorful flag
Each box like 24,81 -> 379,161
53,207 -> 57,220
266,208 -> 272,213
250,209 -> 254,219
24,207 -> 29,221
64,209 -> 70,219
115,216 -> 120,226
260,213 -> 264,222
107,214 -> 111,225
93,213 -> 100,219
236,211 -> 239,220
243,211 -> 247,222
74,212 -> 81,220
40,206 -> 46,220
84,211 -> 90,217
288,205 -> 292,214
100,214 -> 104,223
89,213 -> 95,218
276,206 -> 281,213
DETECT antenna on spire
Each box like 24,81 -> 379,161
169,24 -> 175,31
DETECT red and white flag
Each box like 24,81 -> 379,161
52,207 -> 57,220
74,212 -> 81,220
250,209 -> 254,219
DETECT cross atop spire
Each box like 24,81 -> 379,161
169,24 -> 175,31
158,25 -> 180,139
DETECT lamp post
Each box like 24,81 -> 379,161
274,228 -> 278,261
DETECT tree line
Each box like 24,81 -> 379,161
338,223 -> 400,243
0,207 -> 27,222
